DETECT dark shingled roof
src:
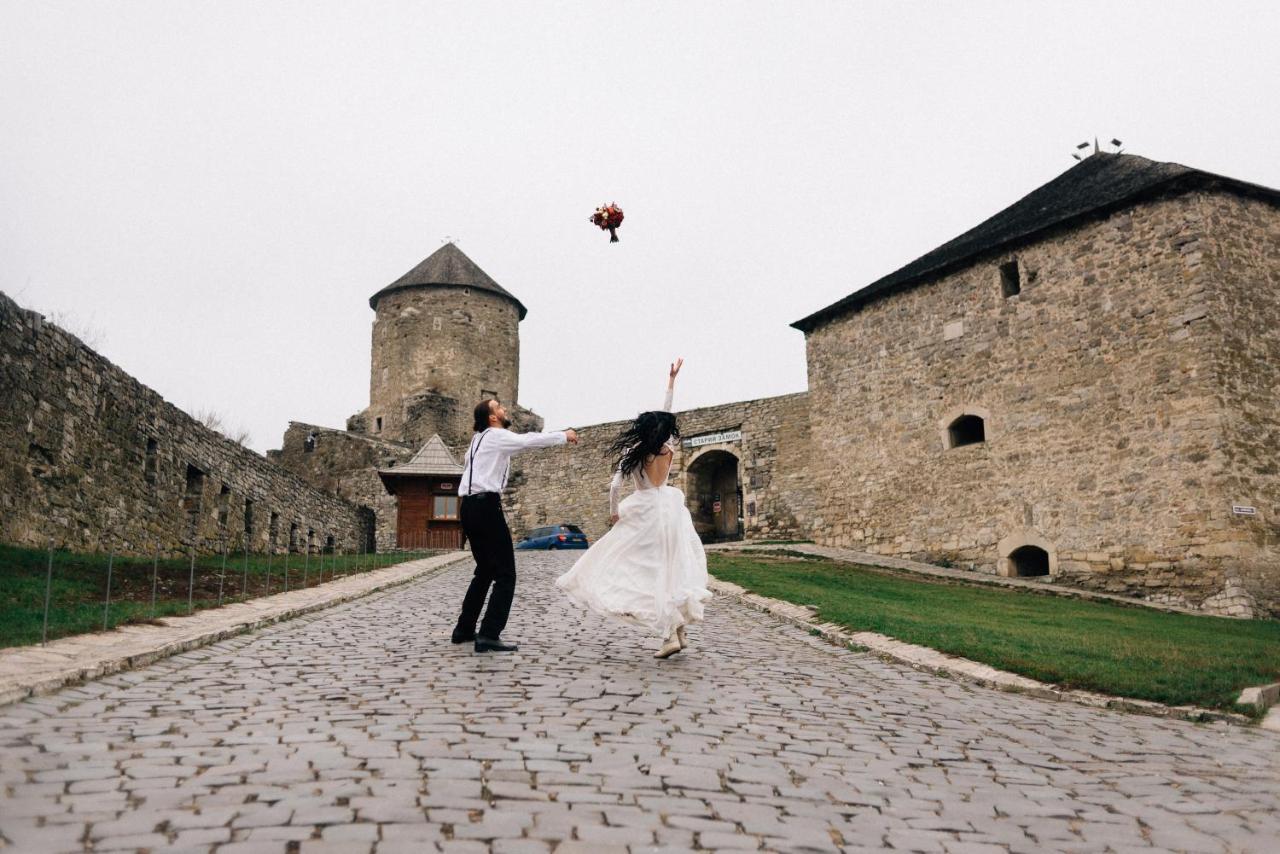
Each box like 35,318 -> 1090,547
792,153 -> 1280,332
370,242 -> 527,319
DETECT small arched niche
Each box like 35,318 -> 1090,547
997,531 -> 1058,579
947,415 -> 986,448
938,405 -> 992,452
1008,545 -> 1050,577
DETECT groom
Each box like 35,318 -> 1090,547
452,398 -> 578,652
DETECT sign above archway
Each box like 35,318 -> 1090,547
683,430 -> 742,449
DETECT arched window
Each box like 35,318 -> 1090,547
1008,545 -> 1050,577
947,414 -> 986,448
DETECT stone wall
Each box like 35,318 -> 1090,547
1202,192 -> 1280,615
268,421 -> 411,494
506,393 -> 814,545
802,191 -> 1279,616
0,292 -> 369,556
368,286 -> 521,445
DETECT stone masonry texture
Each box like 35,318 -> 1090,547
0,292 -> 369,556
507,393 -> 815,545
1,551 -> 1277,853
367,286 -> 522,447
802,191 -> 1280,617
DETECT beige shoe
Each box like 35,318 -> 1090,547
676,625 -> 687,649
654,633 -> 682,659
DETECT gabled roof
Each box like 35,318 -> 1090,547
377,434 -> 463,479
369,242 -> 528,319
792,153 -> 1280,332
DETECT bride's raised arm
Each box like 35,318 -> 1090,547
662,357 -> 682,412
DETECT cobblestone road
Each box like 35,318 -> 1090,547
2,551 -> 1277,853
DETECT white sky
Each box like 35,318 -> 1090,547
3,1 -> 1278,452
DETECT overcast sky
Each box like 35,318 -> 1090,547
3,1 -> 1278,452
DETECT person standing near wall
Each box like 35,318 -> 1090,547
453,398 -> 578,652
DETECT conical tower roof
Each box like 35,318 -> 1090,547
370,242 -> 527,319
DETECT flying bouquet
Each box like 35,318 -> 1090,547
590,202 -> 624,243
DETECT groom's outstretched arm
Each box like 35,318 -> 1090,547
489,428 -> 578,455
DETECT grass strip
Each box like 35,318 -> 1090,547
708,552 -> 1280,711
0,544 -> 440,649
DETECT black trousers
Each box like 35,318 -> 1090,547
455,492 -> 516,639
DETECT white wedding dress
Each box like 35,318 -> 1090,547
555,391 -> 711,640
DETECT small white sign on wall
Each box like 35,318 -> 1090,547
683,430 -> 743,448
943,320 -> 965,341
1231,505 -> 1257,516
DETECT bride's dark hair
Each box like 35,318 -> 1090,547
607,411 -> 680,476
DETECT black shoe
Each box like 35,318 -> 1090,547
474,636 -> 518,653
451,630 -> 476,644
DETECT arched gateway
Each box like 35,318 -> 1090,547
684,448 -> 743,543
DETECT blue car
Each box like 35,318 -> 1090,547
516,524 -> 589,550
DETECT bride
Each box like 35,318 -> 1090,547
555,359 -> 711,658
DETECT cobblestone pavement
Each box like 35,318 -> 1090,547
1,551 -> 1277,853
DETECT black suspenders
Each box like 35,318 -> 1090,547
466,430 -> 490,496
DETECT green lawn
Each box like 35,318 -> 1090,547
0,544 -> 440,648
708,551 -> 1280,711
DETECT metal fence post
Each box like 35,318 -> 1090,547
102,545 -> 115,632
242,540 -> 249,598
41,540 -> 54,646
188,547 -> 196,614
303,532 -> 310,588
283,545 -> 290,593
150,543 -> 159,619
265,548 -> 272,597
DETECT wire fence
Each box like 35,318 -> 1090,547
0,529 -> 456,649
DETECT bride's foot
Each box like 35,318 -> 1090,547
676,625 -> 687,649
654,632 -> 682,659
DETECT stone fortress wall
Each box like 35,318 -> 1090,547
801,191 -> 1279,616
506,392 -> 815,545
0,292 -> 369,556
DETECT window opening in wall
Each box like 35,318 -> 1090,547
307,529 -> 316,553
183,464 -> 205,539
433,316 -> 442,331
217,484 -> 231,529
947,415 -> 986,448
432,495 -> 460,520
303,432 -> 317,453
269,512 -> 280,549
463,287 -> 470,296
144,437 -> 158,484
325,534 -> 335,554
375,417 -> 383,433
1009,545 -> 1050,577
1000,260 -> 1021,298
244,499 -> 255,539
289,522 -> 299,552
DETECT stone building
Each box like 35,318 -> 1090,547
0,293 -> 370,556
346,242 -> 542,450
792,152 -> 1280,617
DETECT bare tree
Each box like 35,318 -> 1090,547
194,408 -> 252,447
46,309 -> 106,350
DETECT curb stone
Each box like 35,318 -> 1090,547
0,552 -> 471,707
707,578 -> 1259,729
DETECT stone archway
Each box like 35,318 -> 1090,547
997,530 -> 1059,578
685,449 -> 742,543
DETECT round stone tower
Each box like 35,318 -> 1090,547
366,242 -> 527,447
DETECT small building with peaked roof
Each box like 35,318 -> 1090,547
377,434 -> 466,549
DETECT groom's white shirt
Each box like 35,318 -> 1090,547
458,428 -> 568,497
